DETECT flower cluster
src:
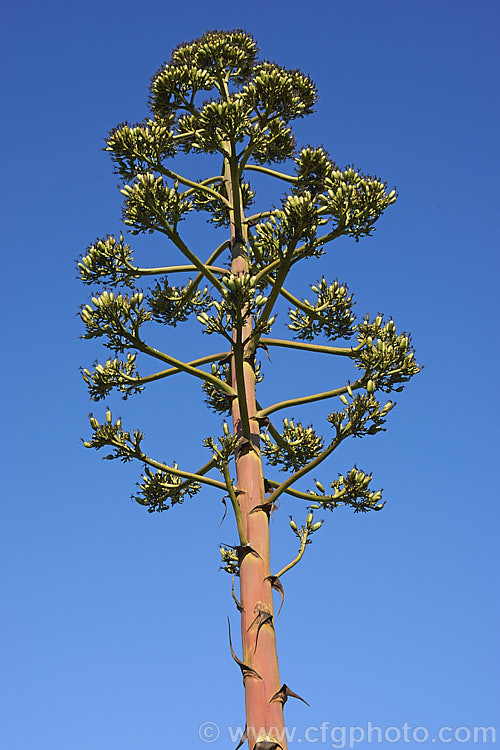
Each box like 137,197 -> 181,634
105,118 -> 177,181
82,353 -> 143,401
309,468 -> 384,513
150,30 -> 258,120
219,546 -> 240,575
288,277 -> 356,341
318,167 -> 396,241
354,314 -> 420,392
80,290 -> 151,353
83,410 -> 144,462
78,234 -> 137,287
121,173 -> 193,235
251,192 -> 324,267
148,277 -> 212,327
196,273 -> 272,338
132,465 -> 200,512
261,418 -> 324,472
327,393 -> 395,439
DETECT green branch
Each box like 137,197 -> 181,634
274,527 -> 310,579
180,238 -> 231,307
257,251 -> 295,325
157,219 -> 225,293
237,114 -> 274,172
119,351 -> 230,386
233,320 -> 252,441
248,236 -> 300,355
260,337 -> 361,358
236,111 -> 272,171
182,174 -> 225,198
221,460 -> 248,547
138,452 -> 226,492
257,378 -> 365,419
124,260 -> 227,278
245,209 -> 274,226
176,457 -> 219,492
227,151 -> 245,239
264,480 -> 339,506
267,437 -> 342,506
265,481 -> 320,502
279,286 -> 329,323
129,335 -> 235,396
252,228 -> 342,287
154,164 -> 231,207
254,402 -> 299,471
244,164 -> 299,184
265,421 -> 298,470
204,238 -> 231,267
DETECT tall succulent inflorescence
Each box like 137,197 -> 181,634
79,30 -> 420,750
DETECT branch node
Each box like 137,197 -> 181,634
253,741 -> 283,750
235,544 -> 262,565
234,726 -> 248,750
231,575 -> 243,613
227,617 -> 263,682
264,575 -> 285,616
250,500 -> 278,518
269,683 -> 310,707
247,604 -> 274,653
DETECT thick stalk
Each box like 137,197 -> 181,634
226,152 -> 287,750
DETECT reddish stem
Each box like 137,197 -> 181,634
227,155 -> 287,750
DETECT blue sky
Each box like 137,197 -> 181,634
1,1 -> 499,748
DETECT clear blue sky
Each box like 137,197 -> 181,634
1,1 -> 499,748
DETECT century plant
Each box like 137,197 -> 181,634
78,30 -> 420,750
